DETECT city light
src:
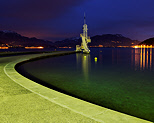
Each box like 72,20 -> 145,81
133,45 -> 153,48
25,46 -> 44,49
0,47 -> 9,49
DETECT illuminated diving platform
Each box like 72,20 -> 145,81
76,13 -> 91,53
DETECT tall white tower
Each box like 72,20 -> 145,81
80,13 -> 91,53
76,13 -> 91,53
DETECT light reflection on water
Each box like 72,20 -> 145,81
76,53 -> 91,82
78,48 -> 153,79
133,48 -> 153,71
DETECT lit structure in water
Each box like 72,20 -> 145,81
76,13 -> 91,53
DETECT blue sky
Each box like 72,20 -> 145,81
0,0 -> 154,41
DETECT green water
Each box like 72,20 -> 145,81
17,48 -> 154,121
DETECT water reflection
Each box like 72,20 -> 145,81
76,53 -> 82,67
146,49 -> 148,69
140,48 -> 143,70
109,48 -> 153,71
150,48 -> 152,71
99,51 -> 103,63
111,48 -> 121,65
134,47 -> 153,71
76,53 -> 91,81
82,54 -> 91,81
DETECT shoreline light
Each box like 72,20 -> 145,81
0,47 -> 9,49
133,45 -> 153,48
25,46 -> 44,49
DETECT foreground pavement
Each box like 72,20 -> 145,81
0,51 -> 152,123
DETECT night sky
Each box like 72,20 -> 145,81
0,0 -> 154,42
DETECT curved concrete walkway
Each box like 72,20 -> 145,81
0,51 -> 152,123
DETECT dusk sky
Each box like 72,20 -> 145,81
0,0 -> 154,42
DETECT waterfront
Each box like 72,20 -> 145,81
17,48 -> 154,121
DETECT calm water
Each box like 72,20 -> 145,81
17,48 -> 154,121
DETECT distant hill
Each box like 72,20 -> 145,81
139,37 -> 154,46
90,34 -> 139,47
0,30 -> 140,48
0,31 -> 54,48
55,34 -> 140,47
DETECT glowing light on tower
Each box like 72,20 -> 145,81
76,13 -> 91,53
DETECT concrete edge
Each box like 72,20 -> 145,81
3,52 -> 152,123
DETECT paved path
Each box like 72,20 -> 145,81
0,51 -> 152,123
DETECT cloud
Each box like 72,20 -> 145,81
0,0 -> 87,41
0,0 -> 86,20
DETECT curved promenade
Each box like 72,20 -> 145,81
0,51 -> 152,123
